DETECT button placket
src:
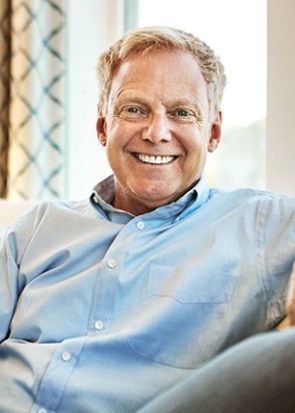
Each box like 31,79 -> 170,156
90,223 -> 138,338
90,256 -> 119,334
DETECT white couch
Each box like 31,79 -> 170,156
0,200 -> 38,230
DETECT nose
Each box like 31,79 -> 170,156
142,114 -> 172,143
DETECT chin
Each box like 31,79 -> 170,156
133,186 -> 180,205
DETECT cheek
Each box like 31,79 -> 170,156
105,126 -> 131,169
105,141 -> 121,170
182,135 -> 209,173
104,127 -> 123,156
182,131 -> 209,156
106,119 -> 138,147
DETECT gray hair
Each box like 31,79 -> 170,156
97,26 -> 226,120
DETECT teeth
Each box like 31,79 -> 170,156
137,154 -> 175,164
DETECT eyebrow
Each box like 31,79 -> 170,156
112,91 -> 148,105
166,98 -> 201,109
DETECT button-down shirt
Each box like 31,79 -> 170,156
1,175 -> 295,413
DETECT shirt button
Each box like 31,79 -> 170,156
94,320 -> 104,330
38,409 -> 47,413
108,258 -> 117,268
61,351 -> 71,362
137,221 -> 145,230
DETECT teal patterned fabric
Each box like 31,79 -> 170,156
2,0 -> 67,200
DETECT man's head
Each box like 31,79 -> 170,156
97,26 -> 226,120
96,27 -> 226,215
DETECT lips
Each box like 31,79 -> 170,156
132,153 -> 177,165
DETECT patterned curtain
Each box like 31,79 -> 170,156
0,0 -> 66,200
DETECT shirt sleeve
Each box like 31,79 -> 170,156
0,208 -> 39,342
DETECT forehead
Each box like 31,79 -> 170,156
109,50 -> 208,102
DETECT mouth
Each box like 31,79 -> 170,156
132,153 -> 177,165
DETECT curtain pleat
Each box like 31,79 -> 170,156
0,0 -> 11,198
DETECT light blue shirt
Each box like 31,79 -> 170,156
1,175 -> 295,413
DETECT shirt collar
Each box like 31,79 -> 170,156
90,174 -> 210,223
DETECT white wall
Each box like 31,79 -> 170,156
267,0 -> 295,196
66,0 -> 123,199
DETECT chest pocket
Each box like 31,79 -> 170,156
147,263 -> 236,303
127,263 -> 238,369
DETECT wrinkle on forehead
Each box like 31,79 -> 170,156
108,50 -> 209,115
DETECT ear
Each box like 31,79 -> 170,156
208,111 -> 222,153
96,116 -> 107,147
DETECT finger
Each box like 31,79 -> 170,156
286,262 -> 295,325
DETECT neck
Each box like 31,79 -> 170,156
113,193 -> 159,216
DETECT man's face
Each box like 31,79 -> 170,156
97,50 -> 221,215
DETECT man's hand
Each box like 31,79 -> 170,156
286,262 -> 295,326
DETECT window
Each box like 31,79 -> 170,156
125,0 -> 267,190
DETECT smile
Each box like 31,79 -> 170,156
133,153 -> 176,165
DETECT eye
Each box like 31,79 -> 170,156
169,107 -> 200,123
127,107 -> 140,113
119,105 -> 146,118
176,109 -> 190,117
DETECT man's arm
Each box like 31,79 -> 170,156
287,263 -> 295,325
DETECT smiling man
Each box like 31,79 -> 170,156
1,27 -> 295,413
97,49 -> 221,214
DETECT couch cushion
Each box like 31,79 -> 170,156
0,200 -> 38,229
